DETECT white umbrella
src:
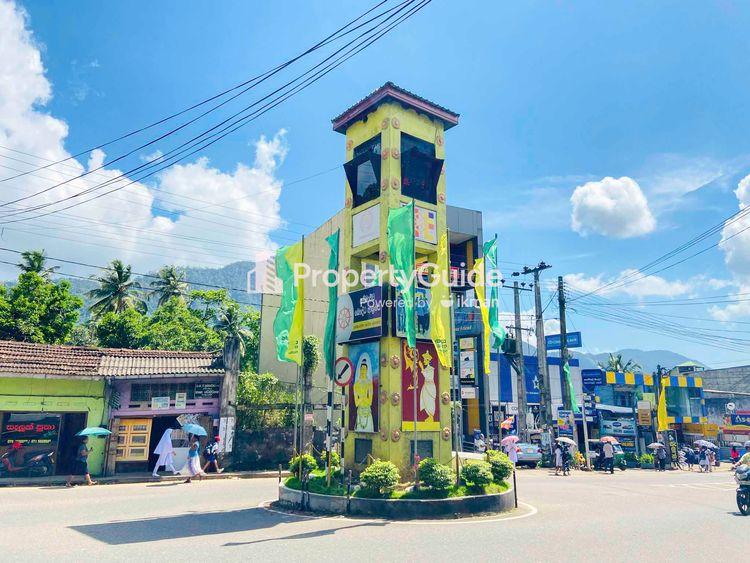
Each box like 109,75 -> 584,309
556,437 -> 576,446
647,442 -> 665,449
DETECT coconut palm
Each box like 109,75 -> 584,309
214,303 -> 253,358
87,259 -> 147,317
150,265 -> 189,307
598,352 -> 642,372
17,249 -> 59,280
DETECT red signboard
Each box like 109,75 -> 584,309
401,340 -> 440,431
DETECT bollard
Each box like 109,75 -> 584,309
278,464 -> 282,484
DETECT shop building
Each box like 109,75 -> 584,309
0,341 -> 107,477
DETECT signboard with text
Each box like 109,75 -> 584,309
336,285 -> 384,343
545,332 -> 582,350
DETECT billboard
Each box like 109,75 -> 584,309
401,340 -> 440,431
348,342 -> 380,433
336,286 -> 384,343
394,286 -> 431,340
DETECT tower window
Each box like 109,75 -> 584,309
344,135 -> 382,208
401,133 -> 443,205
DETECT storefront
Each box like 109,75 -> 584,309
0,342 -> 107,477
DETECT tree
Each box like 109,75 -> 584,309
214,302 -> 258,367
150,265 -> 189,307
235,372 -> 294,430
143,297 -> 222,351
0,272 -> 82,343
17,249 -> 59,280
94,308 -> 146,348
65,323 -> 97,347
598,352 -> 642,372
87,260 -> 147,317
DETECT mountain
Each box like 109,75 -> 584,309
573,348 -> 706,373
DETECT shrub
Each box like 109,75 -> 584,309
289,453 -> 317,475
418,458 -> 454,491
359,460 -> 399,497
461,461 -> 493,491
639,453 -> 654,465
485,450 -> 514,482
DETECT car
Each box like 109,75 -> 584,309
515,442 -> 542,467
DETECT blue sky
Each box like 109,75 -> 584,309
5,0 -> 750,366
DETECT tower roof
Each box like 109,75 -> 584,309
332,82 -> 459,133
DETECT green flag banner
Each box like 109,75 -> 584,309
483,237 -> 507,349
388,201 -> 415,349
563,360 -> 580,414
324,230 -> 340,379
273,241 -> 304,365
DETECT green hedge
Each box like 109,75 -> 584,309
485,449 -> 514,482
461,461 -> 493,491
359,460 -> 400,497
418,458 -> 454,491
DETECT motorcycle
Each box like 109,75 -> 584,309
736,465 -> 750,516
0,449 -> 55,478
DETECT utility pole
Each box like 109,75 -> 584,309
513,281 -> 528,441
523,262 -> 552,431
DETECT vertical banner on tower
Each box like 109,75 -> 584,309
323,230 -> 340,378
483,237 -> 507,349
388,201 -> 415,348
348,342 -> 379,433
273,241 -> 304,364
401,340 -> 440,431
430,230 -> 452,367
472,255 -> 491,374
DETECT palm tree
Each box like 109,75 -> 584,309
214,303 -> 253,358
17,249 -> 59,280
87,259 -> 147,317
150,265 -> 189,307
598,352 -> 642,372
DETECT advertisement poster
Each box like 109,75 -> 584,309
414,205 -> 437,243
401,341 -> 440,431
352,203 -> 380,248
218,416 -> 235,453
459,349 -> 476,384
151,396 -> 170,410
600,418 -> 636,436
348,342 -> 379,433
1,413 -> 61,446
336,286 -> 384,343
175,392 -> 187,409
395,286 -> 431,339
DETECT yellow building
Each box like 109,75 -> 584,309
332,83 -> 459,474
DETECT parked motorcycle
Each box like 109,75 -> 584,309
0,449 -> 54,478
736,465 -> 750,516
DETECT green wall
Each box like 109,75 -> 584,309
0,377 -> 107,476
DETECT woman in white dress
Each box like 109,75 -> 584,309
181,437 -> 206,483
152,428 -> 176,478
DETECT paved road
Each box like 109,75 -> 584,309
1,467 -> 744,561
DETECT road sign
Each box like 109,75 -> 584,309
545,332 -> 582,350
334,356 -> 354,387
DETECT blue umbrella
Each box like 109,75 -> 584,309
76,427 -> 112,437
181,423 -> 207,437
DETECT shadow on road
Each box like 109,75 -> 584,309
70,507 -> 300,545
223,521 -> 388,547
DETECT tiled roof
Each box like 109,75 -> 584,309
332,81 -> 459,133
0,340 -> 223,378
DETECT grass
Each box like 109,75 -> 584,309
353,479 -> 510,500
284,468 -> 345,496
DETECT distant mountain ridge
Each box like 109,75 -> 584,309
573,348 -> 706,373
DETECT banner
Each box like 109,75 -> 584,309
395,286 -> 430,339
273,241 -> 304,364
657,377 -> 669,431
563,360 -> 580,414
401,340 -> 440,431
472,256 -> 491,374
387,201 -> 415,348
324,230 -> 340,379
483,237 -> 507,350
348,342 -> 379,433
430,230 -> 452,367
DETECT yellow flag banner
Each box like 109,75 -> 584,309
430,231 -> 452,368
657,376 -> 669,431
472,256 -> 491,374
273,241 -> 304,365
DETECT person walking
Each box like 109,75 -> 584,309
182,436 -> 206,484
562,444 -> 571,476
602,440 -> 615,474
707,448 -> 715,472
66,437 -> 96,487
504,440 -> 518,468
554,443 -> 563,476
152,428 -> 177,478
698,446 -> 708,472
731,445 -> 740,464
202,436 -> 224,474
656,445 -> 667,471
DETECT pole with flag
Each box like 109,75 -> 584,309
323,229 -> 340,486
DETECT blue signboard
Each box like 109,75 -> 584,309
545,332 -> 582,350
581,368 -> 605,391
454,306 -> 483,337
497,354 -> 541,405
336,286 -> 384,343
731,413 -> 750,426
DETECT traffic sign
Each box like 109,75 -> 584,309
334,356 -> 354,387
545,332 -> 582,350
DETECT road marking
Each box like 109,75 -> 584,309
258,499 -> 538,525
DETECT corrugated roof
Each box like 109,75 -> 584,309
332,82 -> 459,133
0,340 -> 223,379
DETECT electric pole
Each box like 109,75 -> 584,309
523,262 -> 552,431
513,281 -> 528,441
557,276 -> 580,450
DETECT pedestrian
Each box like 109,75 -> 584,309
656,445 -> 667,471
504,441 -> 518,468
685,447 -> 694,471
562,444 -> 571,476
554,443 -> 563,475
202,435 -> 224,474
475,433 -> 487,454
602,440 -> 615,474
66,436 -> 96,487
707,448 -> 715,472
151,428 -> 176,478
698,446 -> 708,472
181,435 -> 206,484
731,445 -> 740,464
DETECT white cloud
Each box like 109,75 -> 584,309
564,270 -> 690,299
718,173 -> 750,280
570,176 -> 656,238
0,0 -> 285,276
708,284 -> 750,321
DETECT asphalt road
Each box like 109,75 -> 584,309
1,467 -> 744,561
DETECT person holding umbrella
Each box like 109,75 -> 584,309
501,435 -> 519,467
66,436 -> 96,487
